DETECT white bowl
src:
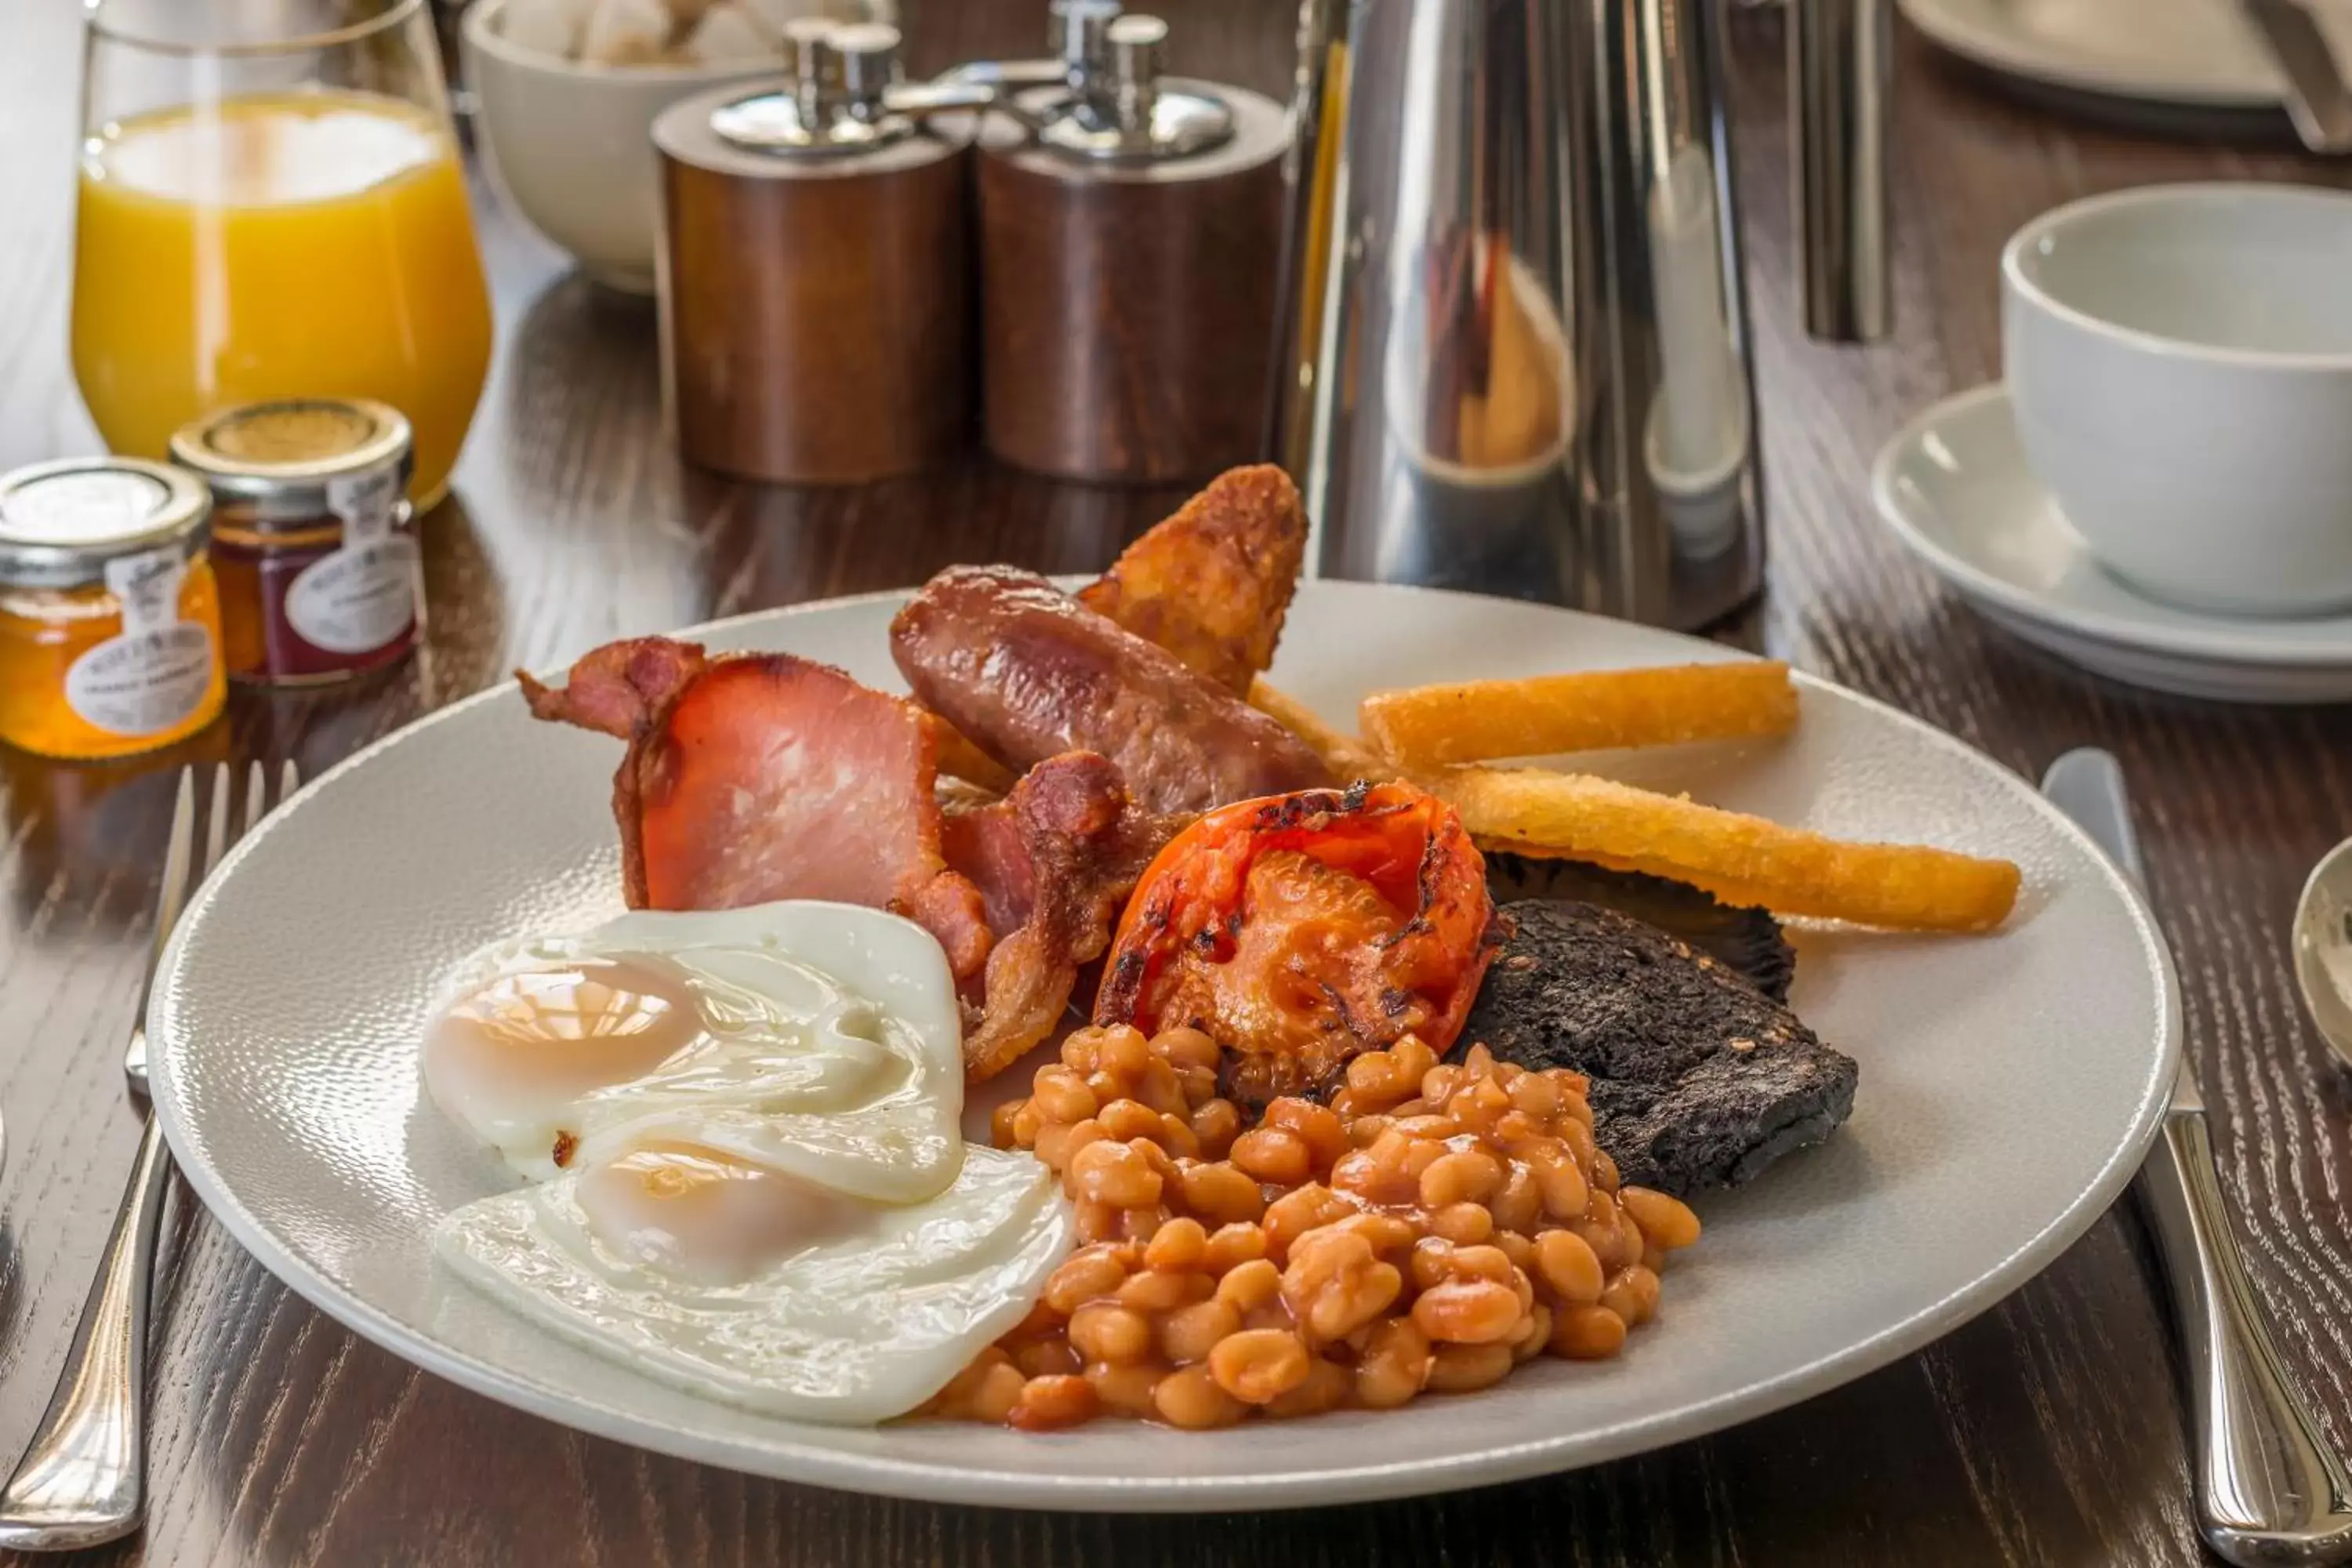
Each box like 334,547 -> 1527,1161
461,0 -> 778,293
2002,182 -> 2352,618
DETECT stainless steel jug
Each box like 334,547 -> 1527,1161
1269,0 -> 1889,628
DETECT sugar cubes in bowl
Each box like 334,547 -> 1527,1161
462,0 -> 884,291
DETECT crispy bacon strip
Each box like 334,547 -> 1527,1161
525,641 -> 1185,1080
947,753 -> 1186,1082
940,799 -> 1033,938
521,640 -> 992,982
520,637 -> 707,740
1078,464 -> 1308,696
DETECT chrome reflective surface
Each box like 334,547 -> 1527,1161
0,762 -> 299,1554
0,1120 -> 171,1552
1273,0 -> 1891,629
1795,0 -> 1892,338
710,21 -> 924,154
1035,17 -> 1237,168
944,5 -> 1236,161
2044,750 -> 2352,1568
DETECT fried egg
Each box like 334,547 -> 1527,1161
423,901 -> 1073,1424
435,1139 -> 1069,1423
422,902 -> 965,1199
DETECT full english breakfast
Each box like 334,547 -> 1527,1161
432,464 -> 2020,1430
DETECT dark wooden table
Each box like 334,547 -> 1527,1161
5,4 -> 2351,1563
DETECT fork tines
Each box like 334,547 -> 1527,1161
184,760 -> 303,890
138,762 -> 300,1068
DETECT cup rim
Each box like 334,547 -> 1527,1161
462,0 -> 785,83
2001,181 -> 2352,375
86,0 -> 428,59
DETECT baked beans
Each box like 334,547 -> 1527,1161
924,1026 -> 1703,1428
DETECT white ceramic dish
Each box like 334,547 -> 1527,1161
2002,183 -> 2352,619
1900,0 -> 2352,107
1871,383 -> 2352,704
461,0 -> 777,292
146,581 -> 2178,1512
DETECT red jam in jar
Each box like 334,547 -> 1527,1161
169,398 -> 421,686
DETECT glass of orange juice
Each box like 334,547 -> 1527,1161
72,0 -> 493,506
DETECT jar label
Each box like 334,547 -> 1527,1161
328,467 -> 401,546
64,549 -> 214,737
108,548 -> 185,634
285,534 -> 418,655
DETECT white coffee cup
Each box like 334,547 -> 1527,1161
2002,183 -> 2352,618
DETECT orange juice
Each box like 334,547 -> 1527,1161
72,89 -> 492,506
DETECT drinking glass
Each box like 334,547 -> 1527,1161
72,0 -> 494,506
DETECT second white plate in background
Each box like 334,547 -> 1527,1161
1902,0 -> 2352,107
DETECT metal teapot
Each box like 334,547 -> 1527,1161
1269,0 -> 1888,628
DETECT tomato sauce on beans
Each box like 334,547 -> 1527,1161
930,1025 -> 1702,1430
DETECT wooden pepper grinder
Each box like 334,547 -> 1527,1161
654,23 -> 978,485
975,5 -> 1288,485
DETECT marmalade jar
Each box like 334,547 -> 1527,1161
0,458 -> 227,760
169,398 -> 421,686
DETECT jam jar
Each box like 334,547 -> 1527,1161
0,458 -> 227,760
169,398 -> 422,686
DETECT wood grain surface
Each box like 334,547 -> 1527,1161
973,83 -> 1287,481
661,113 -> 975,485
4,3 -> 2350,1563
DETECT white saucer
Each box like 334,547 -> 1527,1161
1899,0 -> 2352,109
1869,383 -> 2352,704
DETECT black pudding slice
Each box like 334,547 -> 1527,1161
1461,900 -> 1857,1196
1482,852 -> 1795,1003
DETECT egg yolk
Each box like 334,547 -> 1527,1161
423,957 -> 706,1145
575,1143 -> 868,1287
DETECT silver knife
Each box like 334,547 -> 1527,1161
2245,0 -> 2352,154
2043,749 -> 2352,1566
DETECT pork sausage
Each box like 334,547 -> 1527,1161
891,565 -> 1334,815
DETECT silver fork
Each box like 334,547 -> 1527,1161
0,760 -> 299,1552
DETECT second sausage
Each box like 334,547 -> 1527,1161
890,565 -> 1335,815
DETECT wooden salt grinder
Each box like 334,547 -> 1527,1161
975,13 -> 1288,485
655,24 -> 974,485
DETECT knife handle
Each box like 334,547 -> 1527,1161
2138,1109 -> 2352,1566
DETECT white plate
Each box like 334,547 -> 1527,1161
1900,0 -> 2352,107
146,581 -> 2179,1512
1871,383 -> 2352,703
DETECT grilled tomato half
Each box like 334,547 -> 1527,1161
1094,781 -> 1499,1106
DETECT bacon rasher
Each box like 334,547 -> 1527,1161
522,639 -> 1178,1080
521,641 -> 993,982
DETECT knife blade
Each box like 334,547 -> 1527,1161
2042,746 -> 2352,1566
2042,750 -> 2202,1112
2245,0 -> 2352,155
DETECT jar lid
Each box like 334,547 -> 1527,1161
169,398 -> 414,524
0,457 -> 212,590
